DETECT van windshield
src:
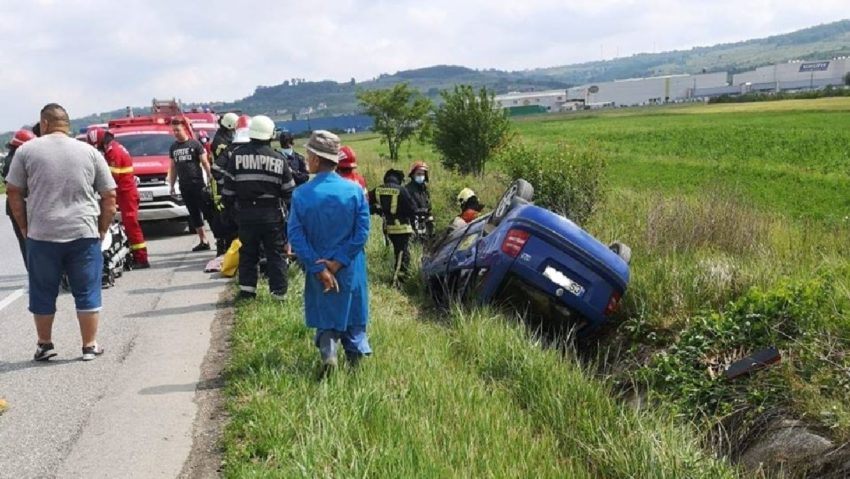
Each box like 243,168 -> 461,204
113,133 -> 174,157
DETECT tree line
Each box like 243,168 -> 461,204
357,83 -> 510,176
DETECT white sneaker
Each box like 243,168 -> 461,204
82,344 -> 105,361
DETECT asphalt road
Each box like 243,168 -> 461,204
0,195 -> 228,479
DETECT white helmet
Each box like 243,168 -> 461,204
220,112 -> 239,130
248,115 -> 276,141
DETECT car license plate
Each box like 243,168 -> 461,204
139,190 -> 154,202
543,266 -> 585,297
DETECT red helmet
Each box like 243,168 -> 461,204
9,129 -> 36,148
338,146 -> 357,169
409,160 -> 429,177
236,115 -> 251,130
86,127 -> 107,147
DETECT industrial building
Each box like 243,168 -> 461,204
494,90 -> 569,115
494,58 -> 850,114
568,72 -> 729,107
730,58 -> 850,93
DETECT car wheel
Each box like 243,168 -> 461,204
488,179 -> 534,228
609,242 -> 632,265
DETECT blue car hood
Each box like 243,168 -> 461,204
505,204 -> 630,289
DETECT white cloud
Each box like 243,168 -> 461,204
0,0 -> 846,130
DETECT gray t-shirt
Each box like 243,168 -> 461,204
6,134 -> 116,242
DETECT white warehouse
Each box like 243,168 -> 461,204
732,58 -> 850,92
567,72 -> 729,107
494,58 -> 850,115
494,90 -> 569,111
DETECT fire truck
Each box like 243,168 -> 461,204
102,99 -> 217,223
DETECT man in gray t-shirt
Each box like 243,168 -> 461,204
6,103 -> 118,362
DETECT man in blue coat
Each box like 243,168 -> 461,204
288,130 -> 371,370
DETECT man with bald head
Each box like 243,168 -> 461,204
6,103 -> 118,362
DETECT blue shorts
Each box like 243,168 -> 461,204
27,238 -> 103,315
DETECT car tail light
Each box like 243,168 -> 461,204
501,229 -> 530,258
604,291 -> 622,316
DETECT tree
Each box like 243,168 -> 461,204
357,83 -> 432,161
431,85 -> 511,176
844,72 -> 850,87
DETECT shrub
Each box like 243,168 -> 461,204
499,142 -> 607,225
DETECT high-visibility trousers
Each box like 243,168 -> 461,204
118,190 -> 148,265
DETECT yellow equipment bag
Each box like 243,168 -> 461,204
221,239 -> 241,278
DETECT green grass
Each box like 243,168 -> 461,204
224,98 -> 850,476
224,227 -> 735,478
514,100 -> 850,223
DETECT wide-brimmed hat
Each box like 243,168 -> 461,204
304,130 -> 340,162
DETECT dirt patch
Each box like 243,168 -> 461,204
179,288 -> 234,479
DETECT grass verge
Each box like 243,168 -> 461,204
223,229 -> 735,478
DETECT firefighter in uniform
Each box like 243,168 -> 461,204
210,112 -> 238,165
338,145 -> 368,193
405,160 -> 434,240
221,115 -> 295,300
369,168 -> 417,283
87,127 -> 150,268
450,188 -> 485,231
211,115 -> 250,255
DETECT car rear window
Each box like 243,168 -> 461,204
114,133 -> 174,157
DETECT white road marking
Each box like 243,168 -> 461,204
0,288 -> 25,312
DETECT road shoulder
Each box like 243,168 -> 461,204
179,288 -> 234,479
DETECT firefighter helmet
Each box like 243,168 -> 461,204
457,188 -> 476,206
383,168 -> 405,184
409,160 -> 428,177
86,127 -> 107,147
9,129 -> 36,148
219,112 -> 239,130
248,115 -> 275,141
338,146 -> 358,169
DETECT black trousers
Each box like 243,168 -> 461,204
213,206 -> 239,256
8,213 -> 27,270
238,208 -> 288,295
389,233 -> 412,280
180,182 -> 207,230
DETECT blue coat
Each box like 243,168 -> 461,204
288,172 -> 370,331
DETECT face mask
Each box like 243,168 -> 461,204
414,175 -> 426,184
282,148 -> 294,155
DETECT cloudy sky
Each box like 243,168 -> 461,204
2,0 -> 847,131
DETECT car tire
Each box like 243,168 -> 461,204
488,179 -> 534,228
609,241 -> 632,265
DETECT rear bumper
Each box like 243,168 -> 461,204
476,223 -> 626,329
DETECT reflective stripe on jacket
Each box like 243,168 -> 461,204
370,183 -> 415,235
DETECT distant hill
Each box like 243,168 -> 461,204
10,18 -> 850,142
522,19 -> 850,84
222,20 -> 850,118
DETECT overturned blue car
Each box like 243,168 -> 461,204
422,179 -> 632,337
